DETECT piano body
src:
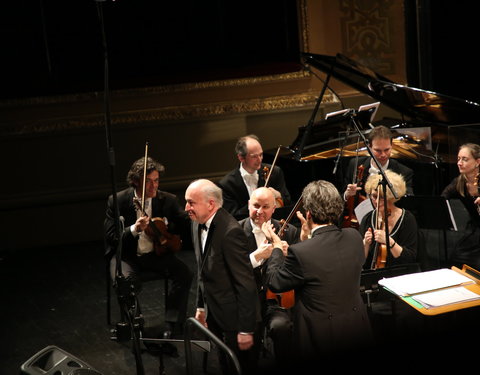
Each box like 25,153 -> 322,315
266,52 -> 480,206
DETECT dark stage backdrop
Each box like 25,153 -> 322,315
405,0 -> 480,103
1,0 -> 301,100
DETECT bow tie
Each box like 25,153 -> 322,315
199,223 -> 208,231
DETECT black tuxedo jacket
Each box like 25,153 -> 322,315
192,208 -> 258,333
218,163 -> 291,220
238,217 -> 299,295
266,225 -> 372,357
343,156 -> 414,196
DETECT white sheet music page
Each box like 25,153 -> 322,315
354,198 -> 374,224
378,268 -> 474,296
412,286 -> 480,308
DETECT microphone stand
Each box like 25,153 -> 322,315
332,110 -> 355,175
95,5 -> 210,375
95,2 -> 145,374
348,111 -> 398,260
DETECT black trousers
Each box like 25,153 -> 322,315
111,251 -> 193,329
206,314 -> 261,375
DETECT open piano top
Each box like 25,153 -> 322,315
265,52 -> 480,199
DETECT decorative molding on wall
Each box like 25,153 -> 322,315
340,0 -> 396,74
1,89 -> 337,137
0,0 -> 318,138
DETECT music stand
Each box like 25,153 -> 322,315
360,263 -> 421,312
397,195 -> 457,266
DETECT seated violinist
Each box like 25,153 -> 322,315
359,170 -> 418,269
238,187 -> 300,368
104,156 -> 193,339
218,134 -> 291,220
342,125 -> 413,203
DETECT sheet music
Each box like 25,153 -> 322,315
412,286 -> 480,308
358,101 -> 380,125
378,268 -> 474,296
445,200 -> 458,231
354,198 -> 373,225
325,108 -> 350,119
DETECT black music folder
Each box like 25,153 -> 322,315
398,195 -> 457,231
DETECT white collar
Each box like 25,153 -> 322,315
250,219 -> 271,233
370,159 -> 389,173
240,163 -> 258,178
310,224 -> 331,237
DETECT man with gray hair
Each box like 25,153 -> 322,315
263,180 -> 373,371
185,179 -> 260,374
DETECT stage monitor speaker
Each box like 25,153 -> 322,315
20,345 -> 103,375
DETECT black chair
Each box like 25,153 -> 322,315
105,255 -> 169,327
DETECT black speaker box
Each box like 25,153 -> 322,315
20,345 -> 102,375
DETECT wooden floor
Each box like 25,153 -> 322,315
2,239 -> 480,375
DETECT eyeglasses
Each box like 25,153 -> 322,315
247,153 -> 263,159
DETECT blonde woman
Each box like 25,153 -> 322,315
360,170 -> 418,269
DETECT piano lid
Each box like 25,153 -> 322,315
302,52 -> 480,125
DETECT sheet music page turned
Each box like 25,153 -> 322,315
412,286 -> 480,308
378,268 -> 474,297
354,198 -> 373,224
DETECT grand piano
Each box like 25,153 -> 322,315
266,52 -> 480,205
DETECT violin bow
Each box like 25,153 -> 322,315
278,195 -> 303,237
141,141 -> 149,211
264,145 -> 281,187
352,136 -> 360,184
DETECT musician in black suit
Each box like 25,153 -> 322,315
104,157 -> 193,338
185,179 -> 260,374
343,125 -> 414,201
238,187 -> 299,368
264,180 -> 373,371
218,134 -> 291,220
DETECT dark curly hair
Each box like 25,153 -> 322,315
126,157 -> 165,188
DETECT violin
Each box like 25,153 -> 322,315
133,198 -> 182,256
370,206 -> 388,270
342,165 -> 366,229
263,165 -> 284,207
264,196 -> 302,309
475,172 -> 480,216
134,142 -> 182,256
